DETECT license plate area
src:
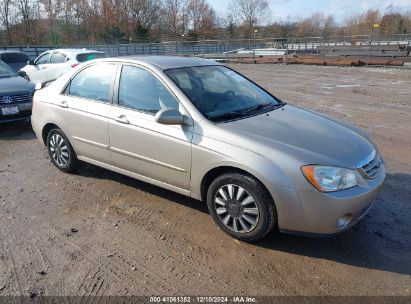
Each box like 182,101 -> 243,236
1,106 -> 19,115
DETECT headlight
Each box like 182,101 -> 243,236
301,165 -> 358,192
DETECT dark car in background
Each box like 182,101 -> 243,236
0,51 -> 30,72
0,60 -> 35,123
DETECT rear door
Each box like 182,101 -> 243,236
108,64 -> 193,191
56,62 -> 118,163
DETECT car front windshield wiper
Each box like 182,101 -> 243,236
209,111 -> 250,121
210,102 -> 286,122
242,102 -> 285,114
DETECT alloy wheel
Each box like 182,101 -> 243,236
214,184 -> 260,233
49,133 -> 70,167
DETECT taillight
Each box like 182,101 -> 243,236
71,63 -> 79,68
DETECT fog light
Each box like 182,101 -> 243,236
336,214 -> 353,230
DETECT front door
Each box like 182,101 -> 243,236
108,64 -> 193,191
28,52 -> 52,83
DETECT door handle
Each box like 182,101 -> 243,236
114,115 -> 130,124
58,101 -> 68,108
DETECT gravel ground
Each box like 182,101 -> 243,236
0,64 -> 410,297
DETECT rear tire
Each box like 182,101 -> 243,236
46,128 -> 78,173
207,173 -> 277,242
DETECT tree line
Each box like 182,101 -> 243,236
0,0 -> 410,46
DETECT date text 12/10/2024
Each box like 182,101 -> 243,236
149,296 -> 257,303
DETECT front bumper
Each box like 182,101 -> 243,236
0,102 -> 32,123
274,163 -> 386,235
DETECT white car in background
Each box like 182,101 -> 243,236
19,49 -> 105,84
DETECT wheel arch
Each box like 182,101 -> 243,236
41,123 -> 60,146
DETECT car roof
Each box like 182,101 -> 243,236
116,56 -> 221,70
52,49 -> 104,55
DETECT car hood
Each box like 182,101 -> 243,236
214,105 -> 375,169
0,76 -> 35,94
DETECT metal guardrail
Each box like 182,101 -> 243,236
1,36 -> 410,59
0,43 -> 267,59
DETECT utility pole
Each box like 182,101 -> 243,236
253,29 -> 258,63
368,23 -> 379,66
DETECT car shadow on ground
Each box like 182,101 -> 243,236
77,163 -> 209,215
0,120 -> 36,140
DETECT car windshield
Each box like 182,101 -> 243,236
165,65 -> 283,122
0,60 -> 17,78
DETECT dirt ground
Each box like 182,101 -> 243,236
0,64 -> 410,297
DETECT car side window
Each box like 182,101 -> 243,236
118,65 -> 179,114
50,52 -> 66,64
36,53 -> 50,64
68,63 -> 117,103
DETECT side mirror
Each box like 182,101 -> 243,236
18,70 -> 27,78
28,60 -> 35,66
35,80 -> 53,90
35,82 -> 46,90
155,108 -> 185,125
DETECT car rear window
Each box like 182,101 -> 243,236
0,52 -> 30,63
76,53 -> 105,62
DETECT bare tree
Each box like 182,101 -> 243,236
323,15 -> 336,38
294,13 -> 336,38
345,9 -> 380,35
1,0 -> 410,46
15,0 -> 36,44
161,0 -> 189,39
381,12 -> 407,35
0,0 -> 14,43
39,0 -> 61,43
127,0 -> 160,40
187,0 -> 216,33
228,0 -> 269,29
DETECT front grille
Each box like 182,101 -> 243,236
359,150 -> 382,179
0,93 -> 32,104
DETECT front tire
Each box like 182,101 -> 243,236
47,128 -> 78,172
207,173 -> 277,242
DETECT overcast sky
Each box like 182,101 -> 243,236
209,0 -> 411,23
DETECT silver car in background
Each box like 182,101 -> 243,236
31,56 -> 386,242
